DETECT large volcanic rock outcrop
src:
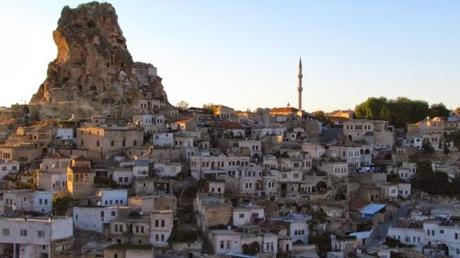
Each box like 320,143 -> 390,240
30,2 -> 170,117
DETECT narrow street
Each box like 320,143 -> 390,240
364,201 -> 414,251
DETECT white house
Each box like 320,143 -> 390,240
209,229 -> 242,255
0,159 -> 19,179
96,189 -> 128,206
56,127 -> 74,141
32,191 -> 53,214
206,180 -> 226,194
151,132 -> 174,147
154,162 -> 182,177
112,169 -> 134,186
398,162 -> 417,180
2,190 -> 52,215
317,161 -> 349,177
133,159 -> 149,178
273,213 -> 310,244
0,216 -> 73,258
73,206 -> 120,233
232,204 -> 265,227
133,114 -> 165,133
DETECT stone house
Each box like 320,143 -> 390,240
76,126 -> 144,159
194,193 -> 232,232
40,153 -> 71,173
150,209 -> 173,247
110,214 -> 151,245
66,157 -> 95,199
128,194 -> 177,215
103,244 -> 154,258
0,144 -> 42,164
37,170 -> 67,193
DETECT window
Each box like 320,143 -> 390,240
161,220 -> 165,227
455,233 -> 458,240
111,211 -> 116,216
239,213 -> 245,218
20,229 -> 27,237
220,241 -> 224,248
2,228 -> 9,236
37,231 -> 45,238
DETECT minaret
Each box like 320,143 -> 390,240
297,57 -> 303,111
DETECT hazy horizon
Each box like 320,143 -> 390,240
0,0 -> 458,112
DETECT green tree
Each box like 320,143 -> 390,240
354,97 -> 430,128
445,130 -> 460,151
311,110 -> 328,124
354,97 -> 389,121
53,196 -> 73,216
429,103 -> 451,119
422,141 -> 435,154
443,144 -> 450,155
309,233 -> 331,254
242,242 -> 260,255
411,160 -> 450,195
454,107 -> 460,116
176,100 -> 189,110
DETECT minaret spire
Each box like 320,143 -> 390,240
297,57 -> 303,112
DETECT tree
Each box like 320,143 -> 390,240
354,97 -> 430,128
354,97 -> 389,121
454,107 -> 460,116
311,110 -> 328,124
422,141 -> 435,154
443,144 -> 450,155
53,196 -> 73,216
445,130 -> 460,151
429,103 -> 450,119
242,242 -> 260,255
176,100 -> 189,110
309,233 -> 331,254
411,160 -> 450,195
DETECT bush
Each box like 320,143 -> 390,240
94,176 -> 118,188
53,196 -> 73,216
310,233 -> 331,254
242,242 -> 260,256
168,226 -> 199,244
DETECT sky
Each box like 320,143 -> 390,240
0,1 -> 459,112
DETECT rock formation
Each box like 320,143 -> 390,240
30,2 -> 171,118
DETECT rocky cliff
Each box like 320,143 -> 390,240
30,2 -> 170,118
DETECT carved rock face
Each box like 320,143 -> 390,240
30,2 -> 169,115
